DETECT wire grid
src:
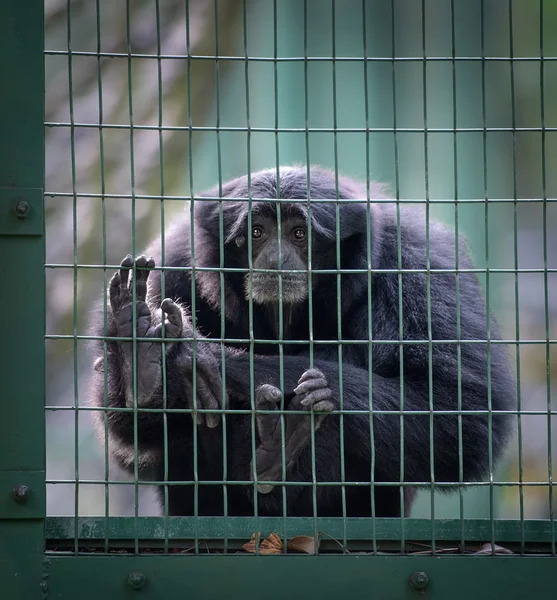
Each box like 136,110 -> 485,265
43,0 -> 557,557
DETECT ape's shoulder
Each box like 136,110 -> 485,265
375,204 -> 475,271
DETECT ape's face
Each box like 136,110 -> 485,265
235,213 -> 311,305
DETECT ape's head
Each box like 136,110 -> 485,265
194,166 -> 386,310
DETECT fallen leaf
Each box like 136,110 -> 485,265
260,532 -> 283,555
242,532 -> 261,553
475,543 -> 513,555
242,532 -> 283,555
287,535 -> 320,554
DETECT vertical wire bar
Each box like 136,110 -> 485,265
539,0 -> 555,556
449,0 -> 465,552
480,0 -> 496,554
331,0 -> 348,552
124,0 -> 140,555
95,0 -> 110,553
184,0 -> 200,554
243,0 -> 259,553
213,0 -> 229,554
362,0 -> 377,555
483,1 -> 495,557
271,0 -> 288,544
420,0 -> 436,553
508,0 -> 524,555
391,0 -> 406,553
154,0 -> 169,553
303,0 -> 319,549
66,0 -> 80,555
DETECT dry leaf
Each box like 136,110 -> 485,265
260,532 -> 283,555
242,532 -> 283,555
475,543 -> 513,555
287,535 -> 320,554
242,532 -> 261,553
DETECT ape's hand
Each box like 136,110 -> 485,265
109,255 -> 225,426
173,309 -> 225,429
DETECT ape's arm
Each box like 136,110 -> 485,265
220,250 -> 514,489
220,344 -> 511,488
90,254 -> 224,470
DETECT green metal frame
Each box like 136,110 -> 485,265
0,0 -> 46,598
1,0 -> 556,598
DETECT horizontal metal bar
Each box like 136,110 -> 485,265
43,406 -> 557,417
43,334 -> 556,345
42,554 -> 557,600
43,554 -> 557,600
45,121 -> 557,133
44,191 -> 557,203
42,262 -> 557,275
45,516 -> 555,544
44,479 -> 555,488
44,50 -> 557,62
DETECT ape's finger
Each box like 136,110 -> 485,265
250,455 -> 276,495
252,452 -> 281,494
203,369 -> 227,413
119,255 -> 133,292
294,377 -> 328,396
297,368 -> 325,385
134,255 -> 154,302
183,378 -> 206,427
300,387 -> 334,407
196,378 -> 220,428
109,272 -> 121,310
256,384 -> 282,404
311,400 -> 334,413
161,298 -> 183,338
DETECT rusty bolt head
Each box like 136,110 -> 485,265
13,199 -> 30,219
13,484 -> 30,503
127,571 -> 146,591
410,571 -> 429,590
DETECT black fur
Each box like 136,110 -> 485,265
90,166 -> 515,518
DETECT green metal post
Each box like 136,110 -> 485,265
0,0 -> 45,597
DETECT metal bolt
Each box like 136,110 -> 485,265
127,571 -> 146,591
13,199 -> 30,219
13,484 -> 30,503
409,571 -> 429,590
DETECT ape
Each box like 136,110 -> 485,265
90,166 -> 515,518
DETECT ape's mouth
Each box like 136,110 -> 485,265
245,272 -> 309,305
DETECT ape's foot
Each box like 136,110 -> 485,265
251,384 -> 283,494
251,369 -> 334,494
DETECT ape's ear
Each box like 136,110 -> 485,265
223,206 -> 248,244
193,196 -> 248,246
195,175 -> 253,245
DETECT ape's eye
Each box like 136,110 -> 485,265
293,227 -> 306,240
252,226 -> 263,239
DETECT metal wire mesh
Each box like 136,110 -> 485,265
42,0 -> 557,559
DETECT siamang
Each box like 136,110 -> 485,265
90,166 -> 515,518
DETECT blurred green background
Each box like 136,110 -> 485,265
45,0 -> 557,520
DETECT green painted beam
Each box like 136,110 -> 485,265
45,516 -> 555,545
45,554 -> 556,600
0,0 -> 45,598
